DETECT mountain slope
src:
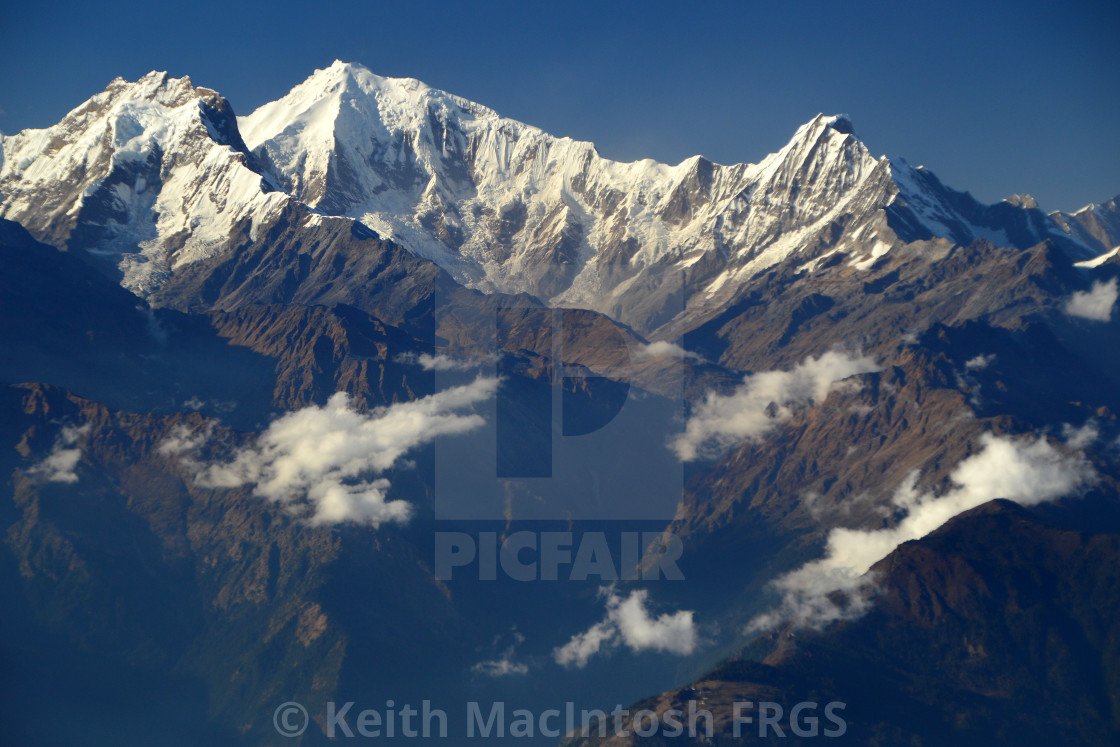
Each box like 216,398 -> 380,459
573,501 -> 1120,746
0,382 -> 471,746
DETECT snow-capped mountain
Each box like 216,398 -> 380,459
4,61 -> 1120,747
239,61 -> 1098,332
0,71 -> 288,295
1,63 -> 1111,335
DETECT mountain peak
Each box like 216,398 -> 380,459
298,60 -> 458,111
327,58 -> 362,73
792,112 -> 857,140
138,69 -> 175,84
758,112 -> 875,185
820,113 -> 855,135
90,70 -> 201,113
313,60 -> 396,88
1004,193 -> 1039,210
769,113 -> 866,169
0,68 -> 286,294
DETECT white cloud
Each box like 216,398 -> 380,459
611,590 -> 697,654
181,397 -> 236,413
634,341 -> 703,361
395,352 -> 488,371
158,423 -> 214,456
554,590 -> 697,668
1062,421 -> 1099,451
964,354 -> 995,370
556,620 -> 617,669
471,659 -> 529,677
748,431 -> 1095,632
672,350 -> 880,461
1065,278 -> 1118,321
471,629 -> 529,677
29,424 -> 90,484
138,305 -> 168,344
195,378 -> 498,525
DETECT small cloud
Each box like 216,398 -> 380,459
748,431 -> 1095,632
183,397 -> 206,411
181,397 -> 236,413
555,620 -> 615,669
964,354 -> 995,370
137,305 -> 168,344
395,352 -> 489,371
673,350 -> 879,461
471,659 -> 529,677
1062,420 -> 1099,450
554,589 -> 697,668
29,424 -> 91,484
1065,278 -> 1118,321
471,629 -> 529,677
634,341 -> 703,361
158,422 -> 214,456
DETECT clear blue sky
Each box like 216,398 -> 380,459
1,0 -> 1117,211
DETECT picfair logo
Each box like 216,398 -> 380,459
431,301 -> 686,521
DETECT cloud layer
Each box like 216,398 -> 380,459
673,351 -> 879,460
193,378 -> 498,525
1065,278 -> 1118,321
554,590 -> 697,668
749,431 -> 1095,632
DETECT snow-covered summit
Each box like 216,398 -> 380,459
0,70 -> 287,294
240,61 -> 512,212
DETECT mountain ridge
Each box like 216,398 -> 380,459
3,63 -> 1118,337
238,62 -> 1116,332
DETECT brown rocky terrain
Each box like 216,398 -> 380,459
567,500 -> 1120,746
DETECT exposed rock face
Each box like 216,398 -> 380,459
207,303 -> 425,410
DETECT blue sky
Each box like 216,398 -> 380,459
1,0 -> 1116,211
